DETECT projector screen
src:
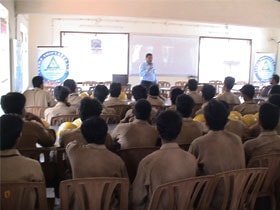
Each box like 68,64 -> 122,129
129,34 -> 199,76
59,32 -> 129,82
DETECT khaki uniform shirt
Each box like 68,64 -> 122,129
103,96 -> 126,107
17,120 -> 56,149
147,95 -> 164,106
175,118 -> 203,145
187,91 -> 203,104
44,102 -> 77,124
189,130 -> 245,175
121,108 -> 157,123
0,149 -> 44,210
233,101 -> 259,115
24,88 -> 55,108
225,120 -> 249,140
111,119 -> 158,149
59,127 -> 113,148
195,102 -> 208,115
68,93 -> 82,110
132,143 -> 197,210
244,131 -> 280,161
216,92 -> 241,105
66,141 -> 127,178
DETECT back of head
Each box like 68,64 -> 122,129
32,76 -> 44,88
188,79 -> 198,91
63,79 -> 77,93
0,114 -> 23,150
132,85 -> 147,101
270,85 -> 280,95
149,84 -> 160,97
1,92 -> 26,115
240,84 -> 255,99
204,99 -> 229,131
81,116 -> 108,145
109,83 -> 122,98
202,84 -> 216,101
94,85 -> 109,103
170,88 -> 184,105
134,99 -> 152,121
272,74 -> 280,85
176,94 -> 195,118
54,86 -> 70,102
259,103 -> 279,131
156,110 -> 182,142
79,98 -> 103,121
268,94 -> 280,108
224,76 -> 235,90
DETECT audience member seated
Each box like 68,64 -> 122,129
94,84 -> 116,115
186,79 -> 203,104
175,94 -> 203,144
1,92 -> 55,148
233,84 -> 259,115
111,99 -> 158,149
189,99 -> 245,175
261,74 -> 279,97
122,85 -> 156,123
132,110 -> 197,210
269,85 -> 280,96
104,82 -> 126,107
23,76 -> 55,107
244,103 -> 280,162
63,79 -> 82,110
44,86 -> 76,124
59,98 -> 113,148
168,87 -> 184,111
66,116 -> 127,178
195,84 -> 216,115
216,76 -> 240,104
147,84 -> 165,106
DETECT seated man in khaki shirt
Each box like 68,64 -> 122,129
244,103 -> 280,162
60,97 -> 113,148
104,82 -> 126,107
44,86 -> 77,124
186,79 -> 203,104
112,99 -> 158,149
63,79 -> 82,110
94,85 -> 116,115
195,84 -> 216,115
175,94 -> 203,145
216,76 -> 240,105
147,84 -> 165,107
23,76 -> 55,108
168,88 -> 184,111
189,100 -> 245,210
0,114 -> 44,210
132,110 -> 197,210
66,116 -> 127,179
1,92 -> 56,149
233,84 -> 259,115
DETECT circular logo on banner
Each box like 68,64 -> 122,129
254,56 -> 275,83
38,51 -> 69,83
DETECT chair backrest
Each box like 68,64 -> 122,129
107,104 -> 131,119
101,114 -> 121,124
50,115 -> 79,126
148,175 -> 216,210
214,168 -> 267,210
175,81 -> 187,87
1,182 -> 48,210
248,153 -> 280,194
158,81 -> 171,88
60,177 -> 129,210
25,106 -> 46,118
117,147 -> 159,182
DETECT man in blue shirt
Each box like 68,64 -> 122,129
139,53 -> 157,90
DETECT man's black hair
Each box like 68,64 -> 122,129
79,98 -> 103,121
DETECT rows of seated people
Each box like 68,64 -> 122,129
1,74 -> 280,210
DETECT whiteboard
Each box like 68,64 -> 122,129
129,34 -> 199,76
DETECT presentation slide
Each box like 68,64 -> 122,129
39,32 -> 129,83
130,34 -> 199,76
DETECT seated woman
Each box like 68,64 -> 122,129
44,86 -> 77,124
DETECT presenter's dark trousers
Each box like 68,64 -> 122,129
141,80 -> 156,91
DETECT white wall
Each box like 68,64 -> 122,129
27,14 -> 280,87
